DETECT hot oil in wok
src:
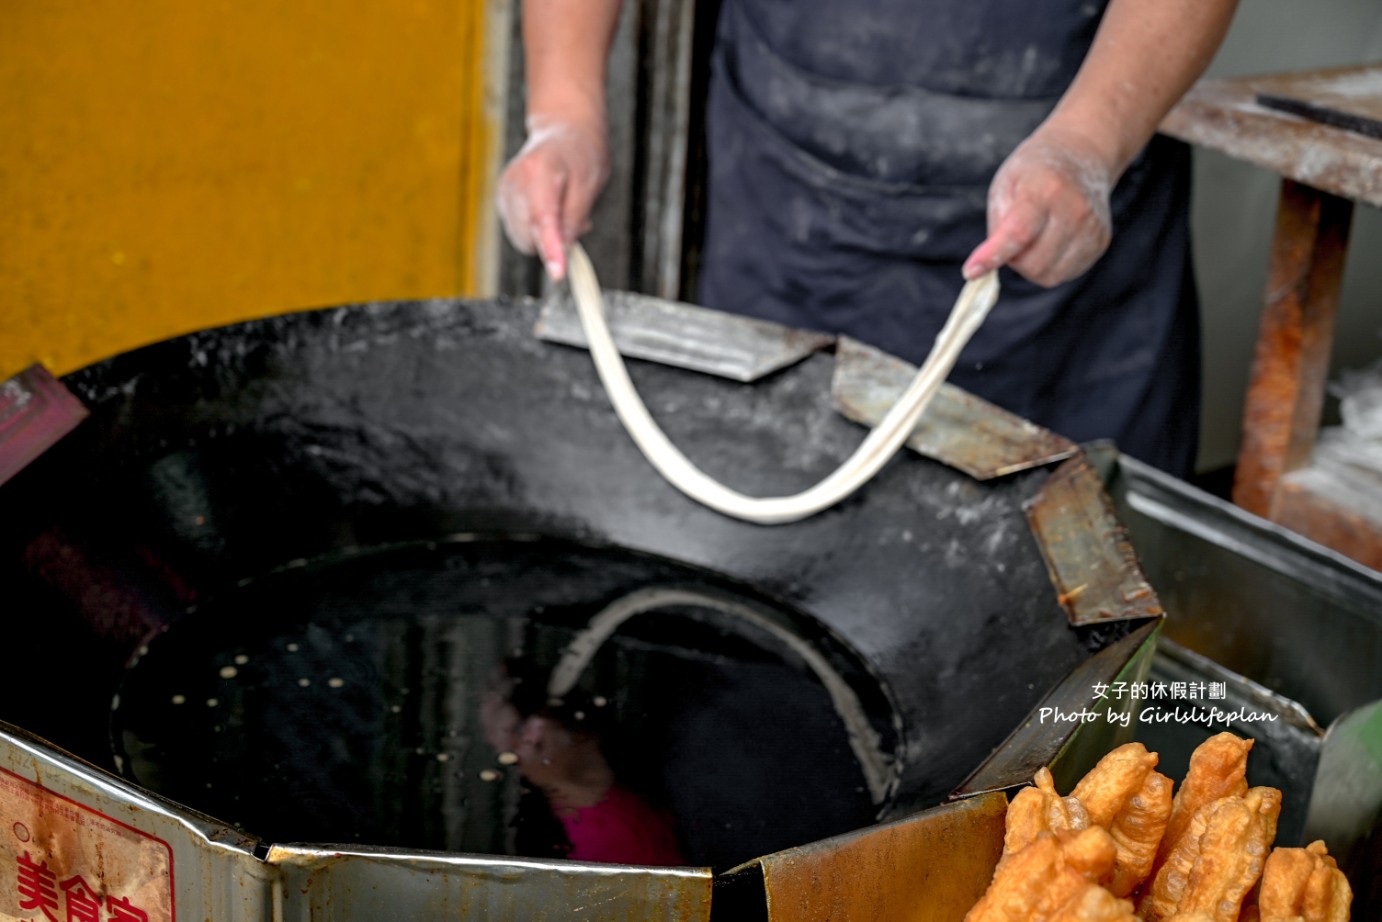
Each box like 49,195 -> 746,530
110,536 -> 900,868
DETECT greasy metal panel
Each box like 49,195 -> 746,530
0,721 -> 274,922
536,289 -> 834,382
0,366 -> 88,487
1304,699 -> 1382,916
1026,454 -> 1164,625
0,2 -> 501,380
830,337 -> 1078,479
1161,70 -> 1382,208
267,845 -> 712,922
755,793 -> 1006,922
954,619 -> 1161,798
1106,454 -> 1382,728
1137,640 -> 1323,845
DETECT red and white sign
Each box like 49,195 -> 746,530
0,769 -> 173,922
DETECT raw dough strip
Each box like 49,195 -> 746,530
567,242 -> 1000,525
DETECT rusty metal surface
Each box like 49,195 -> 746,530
1025,455 -> 1164,625
0,365 -> 88,487
749,792 -> 1006,922
1231,180 -> 1354,518
830,337 -> 1078,480
1161,67 -> 1382,208
952,620 -> 1160,799
0,720 -> 273,922
267,845 -> 713,921
1273,463 -> 1382,571
536,289 -> 834,382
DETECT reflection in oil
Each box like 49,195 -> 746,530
480,655 -> 686,865
111,537 -> 898,868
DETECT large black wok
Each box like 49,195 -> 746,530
0,295 -> 1145,869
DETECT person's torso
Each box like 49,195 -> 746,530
730,0 -> 1106,97
716,0 -> 1110,187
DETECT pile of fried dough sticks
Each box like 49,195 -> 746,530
964,732 -> 1351,922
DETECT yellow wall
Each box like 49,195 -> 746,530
1,2 -> 502,379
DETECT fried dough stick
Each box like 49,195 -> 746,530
1043,882 -> 1138,922
1069,741 -> 1174,898
1003,766 -> 1090,859
1259,840 -> 1353,922
1071,742 -> 1161,827
1105,767 -> 1173,897
1139,787 -> 1281,922
1177,787 -> 1280,921
964,827 -> 1116,922
1156,733 -> 1253,870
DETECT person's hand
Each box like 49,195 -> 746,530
962,126 -> 1116,288
497,114 -> 610,282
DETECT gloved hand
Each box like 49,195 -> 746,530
497,114 -> 610,282
962,125 -> 1116,288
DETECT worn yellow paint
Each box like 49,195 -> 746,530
1,2 -> 500,379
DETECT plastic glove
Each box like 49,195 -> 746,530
497,115 -> 610,282
962,127 -> 1115,288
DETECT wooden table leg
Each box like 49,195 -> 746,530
1231,178 -> 1354,517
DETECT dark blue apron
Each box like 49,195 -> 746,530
699,0 -> 1200,476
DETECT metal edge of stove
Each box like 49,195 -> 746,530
0,719 -> 272,922
1302,698 -> 1382,916
1025,454 -> 1167,627
264,844 -> 713,921
1151,639 -> 1323,735
1102,451 -> 1382,726
534,292 -> 1165,636
830,336 -> 1079,481
535,289 -> 835,383
1139,639 -> 1325,843
950,617 -> 1163,800
759,791 -> 1007,921
535,290 -> 1082,482
1108,452 -> 1382,613
718,790 -> 1008,922
0,721 -> 716,922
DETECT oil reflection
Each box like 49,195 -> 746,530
110,536 -> 895,868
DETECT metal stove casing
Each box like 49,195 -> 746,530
0,293 -> 1163,920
